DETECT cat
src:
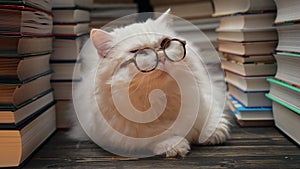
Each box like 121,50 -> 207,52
71,9 -> 230,158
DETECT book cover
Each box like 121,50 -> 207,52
0,53 -> 51,83
0,5 -> 53,36
225,71 -> 271,91
267,78 -> 300,111
0,104 -> 56,167
0,35 -> 53,56
212,0 -> 276,17
228,83 -> 272,107
228,95 -> 274,127
0,90 -> 54,124
221,57 -> 276,77
0,0 -> 52,12
0,72 -> 52,107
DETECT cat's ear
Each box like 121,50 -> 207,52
90,29 -> 112,58
155,8 -> 172,25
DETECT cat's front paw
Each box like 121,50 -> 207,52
203,116 -> 231,145
153,136 -> 190,157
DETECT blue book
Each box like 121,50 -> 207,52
228,95 -> 274,127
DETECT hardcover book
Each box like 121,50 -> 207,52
0,73 -> 52,107
221,57 -> 276,76
0,0 -> 52,12
225,71 -> 271,91
274,52 -> 300,86
212,0 -> 275,17
0,90 -> 54,124
228,83 -> 272,107
0,104 -> 56,167
274,0 -> 300,24
276,24 -> 300,53
228,95 -> 273,127
0,53 -> 51,83
270,99 -> 300,145
218,40 -> 277,56
268,78 -> 300,110
0,35 -> 53,56
0,5 -> 52,36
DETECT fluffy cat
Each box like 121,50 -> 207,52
71,9 -> 230,157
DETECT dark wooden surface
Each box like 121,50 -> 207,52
24,113 -> 300,169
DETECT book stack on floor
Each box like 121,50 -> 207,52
0,0 -> 56,167
51,0 -> 92,129
91,0 -> 137,28
212,0 -> 278,127
266,0 -> 300,145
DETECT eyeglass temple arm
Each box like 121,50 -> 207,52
120,58 -> 135,68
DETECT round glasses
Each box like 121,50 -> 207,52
120,38 -> 186,72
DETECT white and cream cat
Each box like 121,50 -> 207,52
71,10 -> 230,157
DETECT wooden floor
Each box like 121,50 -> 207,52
24,114 -> 300,169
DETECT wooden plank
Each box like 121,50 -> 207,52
23,113 -> 300,169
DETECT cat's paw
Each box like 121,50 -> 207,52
203,116 -> 231,145
153,136 -> 190,157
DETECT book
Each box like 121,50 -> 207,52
0,90 -> 54,124
276,23 -> 300,53
53,9 -> 90,24
56,100 -> 75,129
51,61 -> 81,81
51,35 -> 88,61
0,53 -> 50,83
274,52 -> 300,86
225,71 -> 271,91
218,41 -> 277,55
228,83 -> 272,107
154,0 -> 213,20
269,98 -> 300,145
268,78 -> 300,110
274,0 -> 300,24
52,0 -> 93,9
0,103 -> 56,167
228,95 -> 273,127
212,0 -> 276,17
0,73 -> 52,107
217,13 -> 276,31
90,3 -> 137,28
52,82 -> 77,100
0,0 -> 52,12
0,35 -> 53,56
223,53 -> 275,63
218,30 -> 277,42
0,5 -> 52,36
53,23 -> 90,36
221,57 -> 276,76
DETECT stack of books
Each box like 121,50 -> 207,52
51,0 -> 92,128
212,0 -> 278,126
90,1 -> 137,28
0,0 -> 56,167
266,0 -> 300,145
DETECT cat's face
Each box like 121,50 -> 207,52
90,10 -> 189,83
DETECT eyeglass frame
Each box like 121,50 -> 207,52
120,38 -> 187,73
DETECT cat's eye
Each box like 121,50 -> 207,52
130,49 -> 138,53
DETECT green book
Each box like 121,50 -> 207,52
266,94 -> 300,115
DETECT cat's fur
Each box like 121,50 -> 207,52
71,10 -> 230,157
